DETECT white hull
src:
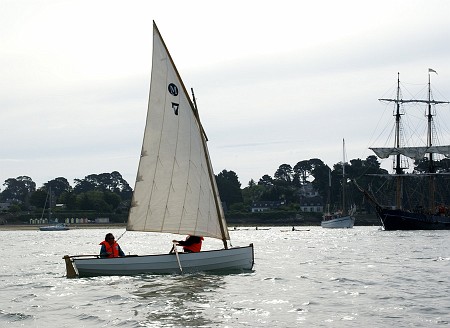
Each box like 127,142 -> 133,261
39,224 -> 69,231
321,215 -> 355,229
68,244 -> 254,277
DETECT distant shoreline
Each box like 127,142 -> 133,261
0,213 -> 381,231
0,223 -> 296,231
0,223 -> 127,231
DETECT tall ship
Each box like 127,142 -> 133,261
356,70 -> 450,230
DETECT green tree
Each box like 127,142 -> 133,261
29,189 -> 48,209
258,175 -> 274,187
1,176 -> 36,203
8,204 -> 21,213
242,183 -> 265,207
309,158 -> 328,198
73,171 -> 132,198
293,160 -> 312,184
73,178 -> 96,194
44,177 -> 72,199
247,179 -> 256,188
215,170 -> 243,207
274,164 -> 293,183
76,191 -> 112,212
103,191 -> 122,210
59,191 -> 78,210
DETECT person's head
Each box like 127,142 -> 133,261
105,233 -> 115,243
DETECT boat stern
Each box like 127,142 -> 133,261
63,255 -> 79,278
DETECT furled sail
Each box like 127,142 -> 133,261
370,146 -> 450,160
127,23 -> 229,241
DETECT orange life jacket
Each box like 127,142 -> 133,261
99,240 -> 120,258
183,236 -> 204,253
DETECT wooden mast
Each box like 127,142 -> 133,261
393,72 -> 404,209
427,70 -> 436,213
191,88 -> 229,249
342,139 -> 346,215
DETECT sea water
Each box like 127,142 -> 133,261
1,226 -> 449,327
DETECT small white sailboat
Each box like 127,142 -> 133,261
40,223 -> 69,231
39,187 -> 69,231
321,139 -> 356,229
321,209 -> 355,229
63,22 -> 254,277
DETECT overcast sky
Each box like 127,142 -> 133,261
2,0 -> 450,189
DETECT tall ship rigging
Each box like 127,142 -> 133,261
356,69 -> 450,230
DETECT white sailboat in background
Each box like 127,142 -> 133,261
321,139 -> 356,229
39,187 -> 69,231
63,22 -> 254,277
39,223 -> 69,231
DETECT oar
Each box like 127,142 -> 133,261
172,242 -> 183,273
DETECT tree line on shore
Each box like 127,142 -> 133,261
0,172 -> 132,220
1,155 -> 449,223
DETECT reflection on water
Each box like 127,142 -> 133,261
131,273 -> 226,327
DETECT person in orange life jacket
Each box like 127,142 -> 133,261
172,235 -> 204,253
99,233 -> 125,258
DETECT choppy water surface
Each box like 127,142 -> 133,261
1,226 -> 450,327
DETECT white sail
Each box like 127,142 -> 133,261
127,23 -> 229,241
370,146 -> 450,160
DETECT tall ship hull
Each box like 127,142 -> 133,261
378,208 -> 450,230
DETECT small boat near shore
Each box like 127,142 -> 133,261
321,213 -> 355,229
38,187 -> 70,231
39,223 -> 69,231
321,139 -> 356,229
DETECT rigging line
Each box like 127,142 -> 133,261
372,102 -> 393,146
115,229 -> 127,242
360,103 -> 392,166
40,190 -> 49,220
373,178 -> 390,196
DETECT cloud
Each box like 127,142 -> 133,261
2,0 -> 450,188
